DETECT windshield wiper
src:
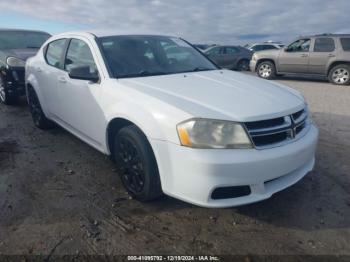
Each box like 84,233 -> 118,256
138,70 -> 169,77
177,67 -> 215,74
191,67 -> 214,72
117,70 -> 169,78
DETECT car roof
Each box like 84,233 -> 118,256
0,28 -> 50,35
301,34 -> 350,38
53,30 -> 177,39
251,43 -> 281,46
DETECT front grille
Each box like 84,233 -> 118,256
244,109 -> 309,149
245,117 -> 285,130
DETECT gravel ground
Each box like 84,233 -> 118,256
0,73 -> 349,259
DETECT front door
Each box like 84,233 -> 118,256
278,38 -> 311,73
56,38 -> 105,146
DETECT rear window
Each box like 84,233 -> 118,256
0,31 -> 50,49
314,38 -> 335,52
340,38 -> 350,51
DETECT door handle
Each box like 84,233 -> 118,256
328,54 -> 336,57
300,54 -> 309,57
58,76 -> 67,83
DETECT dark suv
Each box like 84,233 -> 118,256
0,29 -> 50,104
250,34 -> 350,85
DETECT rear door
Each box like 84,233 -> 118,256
40,38 -> 68,116
278,38 -> 311,73
222,46 -> 240,68
205,46 -> 225,67
309,37 -> 336,74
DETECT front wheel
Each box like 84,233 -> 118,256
0,75 -> 18,105
328,64 -> 350,85
113,125 -> 162,202
257,61 -> 276,80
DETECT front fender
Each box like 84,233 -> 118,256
104,100 -> 181,154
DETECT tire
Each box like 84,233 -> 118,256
257,61 -> 276,80
113,125 -> 162,202
328,64 -> 350,85
236,59 -> 249,71
27,87 -> 54,129
0,75 -> 18,105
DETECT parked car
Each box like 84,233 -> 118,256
204,45 -> 253,71
250,34 -> 350,85
247,42 -> 284,52
0,29 -> 51,104
26,31 -> 318,208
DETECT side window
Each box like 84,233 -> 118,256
314,38 -> 335,52
65,39 -> 98,75
45,39 -> 66,68
286,39 -> 311,52
263,45 -> 277,50
225,47 -> 239,54
206,47 -> 221,55
340,38 -> 350,51
252,45 -> 262,51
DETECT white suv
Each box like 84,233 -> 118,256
25,31 -> 318,208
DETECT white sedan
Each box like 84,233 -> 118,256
25,31 -> 318,208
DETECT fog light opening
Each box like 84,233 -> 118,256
211,186 -> 251,200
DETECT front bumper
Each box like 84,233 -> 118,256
1,67 -> 25,96
150,124 -> 318,208
249,60 -> 257,72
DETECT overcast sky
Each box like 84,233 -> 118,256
0,0 -> 349,45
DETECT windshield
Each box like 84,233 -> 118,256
98,35 -> 218,78
0,31 -> 50,50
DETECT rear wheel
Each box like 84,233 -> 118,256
328,64 -> 350,85
257,61 -> 276,80
236,59 -> 249,71
113,125 -> 162,202
0,75 -> 18,105
27,87 -> 54,129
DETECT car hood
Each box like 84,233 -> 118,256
119,70 -> 305,122
3,48 -> 39,61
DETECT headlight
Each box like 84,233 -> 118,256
177,118 -> 252,149
6,57 -> 25,67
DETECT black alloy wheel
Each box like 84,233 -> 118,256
114,125 -> 162,201
0,75 -> 17,105
118,135 -> 146,194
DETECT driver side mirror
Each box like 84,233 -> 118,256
68,66 -> 99,83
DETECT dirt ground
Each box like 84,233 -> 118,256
0,74 -> 350,259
